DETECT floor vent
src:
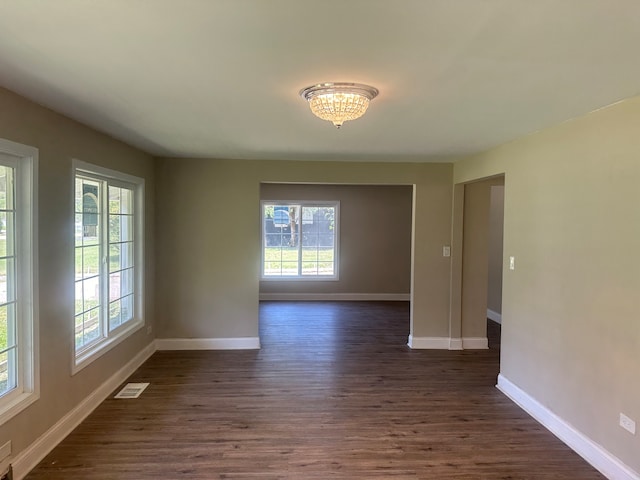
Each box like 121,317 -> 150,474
114,382 -> 150,399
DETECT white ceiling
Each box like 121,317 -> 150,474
1,0 -> 639,162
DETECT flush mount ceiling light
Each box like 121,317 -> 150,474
299,82 -> 379,128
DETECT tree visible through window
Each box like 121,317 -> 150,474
262,202 -> 338,278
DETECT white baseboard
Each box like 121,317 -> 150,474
497,374 -> 640,480
407,335 -> 450,349
408,336 -> 487,350
12,342 -> 157,480
155,337 -> 260,350
487,308 -> 502,324
462,337 -> 488,349
259,293 -> 410,301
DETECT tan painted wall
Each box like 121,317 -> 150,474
0,88 -> 156,462
454,96 -> 640,472
259,184 -> 412,295
487,185 -> 504,315
155,159 -> 453,339
461,180 -> 491,338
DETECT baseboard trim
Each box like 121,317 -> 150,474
409,336 -> 487,350
155,337 -> 261,350
259,293 -> 410,301
497,374 -> 640,480
13,341 -> 157,480
462,337 -> 488,349
487,308 -> 502,324
407,335 -> 450,349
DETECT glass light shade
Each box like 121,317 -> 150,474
300,83 -> 379,128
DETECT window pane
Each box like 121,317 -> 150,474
120,241 -> 134,269
302,264 -> 318,275
109,214 -> 133,243
281,262 -> 298,275
0,165 -> 14,211
109,243 -> 121,271
318,262 -> 334,276
0,258 -> 14,304
82,277 -> 100,312
83,309 -> 101,345
109,214 -> 120,242
74,314 -> 84,348
81,245 -> 100,277
109,186 -> 121,214
318,234 -> 334,248
0,304 -> 15,351
0,212 -> 13,258
120,188 -> 133,215
319,247 -> 334,262
74,247 -> 83,279
74,283 -> 84,316
301,248 -> 318,262
110,241 -> 133,271
120,267 -> 134,297
109,271 -> 121,301
120,215 -> 133,242
120,294 -> 134,323
0,348 -> 16,395
109,299 -> 122,331
109,186 -> 134,215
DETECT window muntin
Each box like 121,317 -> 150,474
0,139 -> 38,426
74,162 -> 143,370
262,202 -> 338,279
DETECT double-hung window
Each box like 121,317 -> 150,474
0,138 -> 38,425
262,201 -> 339,279
74,161 -> 144,371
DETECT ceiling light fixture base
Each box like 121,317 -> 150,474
299,82 -> 379,128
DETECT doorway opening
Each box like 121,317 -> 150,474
258,183 -> 414,345
451,175 -> 505,353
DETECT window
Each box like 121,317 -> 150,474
0,139 -> 38,425
262,202 -> 338,279
74,161 -> 144,371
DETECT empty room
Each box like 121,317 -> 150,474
0,1 -> 638,479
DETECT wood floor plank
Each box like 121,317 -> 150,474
25,301 -> 604,479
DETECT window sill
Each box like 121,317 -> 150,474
73,320 -> 144,375
260,275 -> 339,281
0,389 -> 39,426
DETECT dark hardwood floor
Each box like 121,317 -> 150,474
25,302 -> 603,479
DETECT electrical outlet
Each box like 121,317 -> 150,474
442,246 -> 451,257
619,413 -> 636,435
509,256 -> 515,270
146,326 -> 152,335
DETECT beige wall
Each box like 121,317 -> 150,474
155,159 -> 452,339
454,96 -> 640,472
259,184 -> 412,295
487,185 -> 504,315
0,88 -> 156,463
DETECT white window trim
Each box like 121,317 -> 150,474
261,200 -> 340,281
72,160 -> 145,374
0,138 -> 39,426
